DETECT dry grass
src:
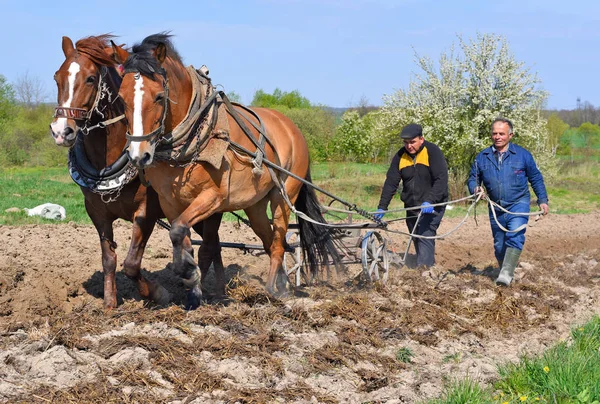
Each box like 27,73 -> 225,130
6,252 -> 590,403
227,381 -> 338,404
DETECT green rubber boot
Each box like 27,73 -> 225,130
495,247 -> 521,286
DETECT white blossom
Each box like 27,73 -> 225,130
377,33 -> 554,175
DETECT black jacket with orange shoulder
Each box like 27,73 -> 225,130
377,140 -> 449,213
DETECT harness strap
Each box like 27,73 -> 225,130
54,107 -> 89,120
218,91 -> 277,176
138,169 -> 151,187
81,114 -> 125,135
219,93 -> 287,197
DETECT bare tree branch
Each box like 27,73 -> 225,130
14,71 -> 47,108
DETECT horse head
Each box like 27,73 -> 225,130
51,34 -> 123,147
112,33 -> 187,169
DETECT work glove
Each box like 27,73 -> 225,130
373,209 -> 385,220
420,202 -> 434,214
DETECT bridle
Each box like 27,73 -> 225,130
53,65 -> 125,135
124,71 -> 170,145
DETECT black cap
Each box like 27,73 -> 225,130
400,123 -> 423,139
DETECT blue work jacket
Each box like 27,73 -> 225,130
467,143 -> 548,208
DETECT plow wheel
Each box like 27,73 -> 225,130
360,231 -> 389,283
283,231 -> 306,287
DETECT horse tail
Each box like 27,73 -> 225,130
294,170 -> 340,280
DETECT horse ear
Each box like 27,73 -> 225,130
111,40 -> 129,65
62,36 -> 75,57
155,43 -> 167,65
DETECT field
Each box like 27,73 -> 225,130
1,165 -> 599,403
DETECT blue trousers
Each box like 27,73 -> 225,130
489,202 -> 529,263
406,207 -> 445,267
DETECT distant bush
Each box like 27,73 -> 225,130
0,103 -> 68,166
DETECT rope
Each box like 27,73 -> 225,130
292,189 -> 544,241
485,195 -> 543,233
381,193 -> 483,239
373,191 -> 544,240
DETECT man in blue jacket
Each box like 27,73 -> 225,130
467,118 -> 549,286
375,123 -> 449,268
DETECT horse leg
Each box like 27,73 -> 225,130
244,197 -> 287,295
169,194 -> 224,309
190,222 -> 207,283
122,212 -> 171,306
196,213 -> 225,300
267,189 -> 295,294
99,228 -> 118,309
87,204 -> 118,309
168,224 -> 201,309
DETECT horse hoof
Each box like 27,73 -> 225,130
276,290 -> 291,299
185,286 -> 203,310
152,284 -> 172,306
267,287 -> 289,299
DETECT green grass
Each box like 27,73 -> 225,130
2,157 -> 599,226
311,162 -> 472,220
442,352 -> 463,364
395,346 -> 415,363
546,160 -> 600,213
426,378 -> 494,404
0,167 -> 89,225
494,316 -> 600,403
427,316 -> 600,404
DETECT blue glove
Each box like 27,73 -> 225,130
373,208 -> 385,220
420,202 -> 434,214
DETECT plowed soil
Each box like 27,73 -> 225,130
1,211 -> 599,403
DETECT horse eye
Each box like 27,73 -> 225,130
86,76 -> 96,84
155,92 -> 165,103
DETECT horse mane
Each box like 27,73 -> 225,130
75,34 -> 118,67
124,32 -> 183,78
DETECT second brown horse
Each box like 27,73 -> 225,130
112,33 -> 337,308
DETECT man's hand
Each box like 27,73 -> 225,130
539,203 -> 549,216
420,202 -> 434,214
473,186 -> 485,195
373,209 -> 385,220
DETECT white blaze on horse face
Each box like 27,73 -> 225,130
50,61 -> 80,136
129,75 -> 145,160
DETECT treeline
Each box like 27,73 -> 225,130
250,88 -> 396,163
0,75 -> 67,166
546,99 -> 600,127
548,118 -> 600,161
1,73 -> 598,172
2,32 -> 599,172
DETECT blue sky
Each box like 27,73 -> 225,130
3,0 -> 598,109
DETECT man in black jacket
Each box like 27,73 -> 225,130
375,123 -> 449,268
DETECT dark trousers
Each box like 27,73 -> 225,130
405,207 -> 445,267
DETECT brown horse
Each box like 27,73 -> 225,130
50,34 -> 222,309
111,33 -> 336,307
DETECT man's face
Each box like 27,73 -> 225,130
491,122 -> 513,151
403,135 -> 425,154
